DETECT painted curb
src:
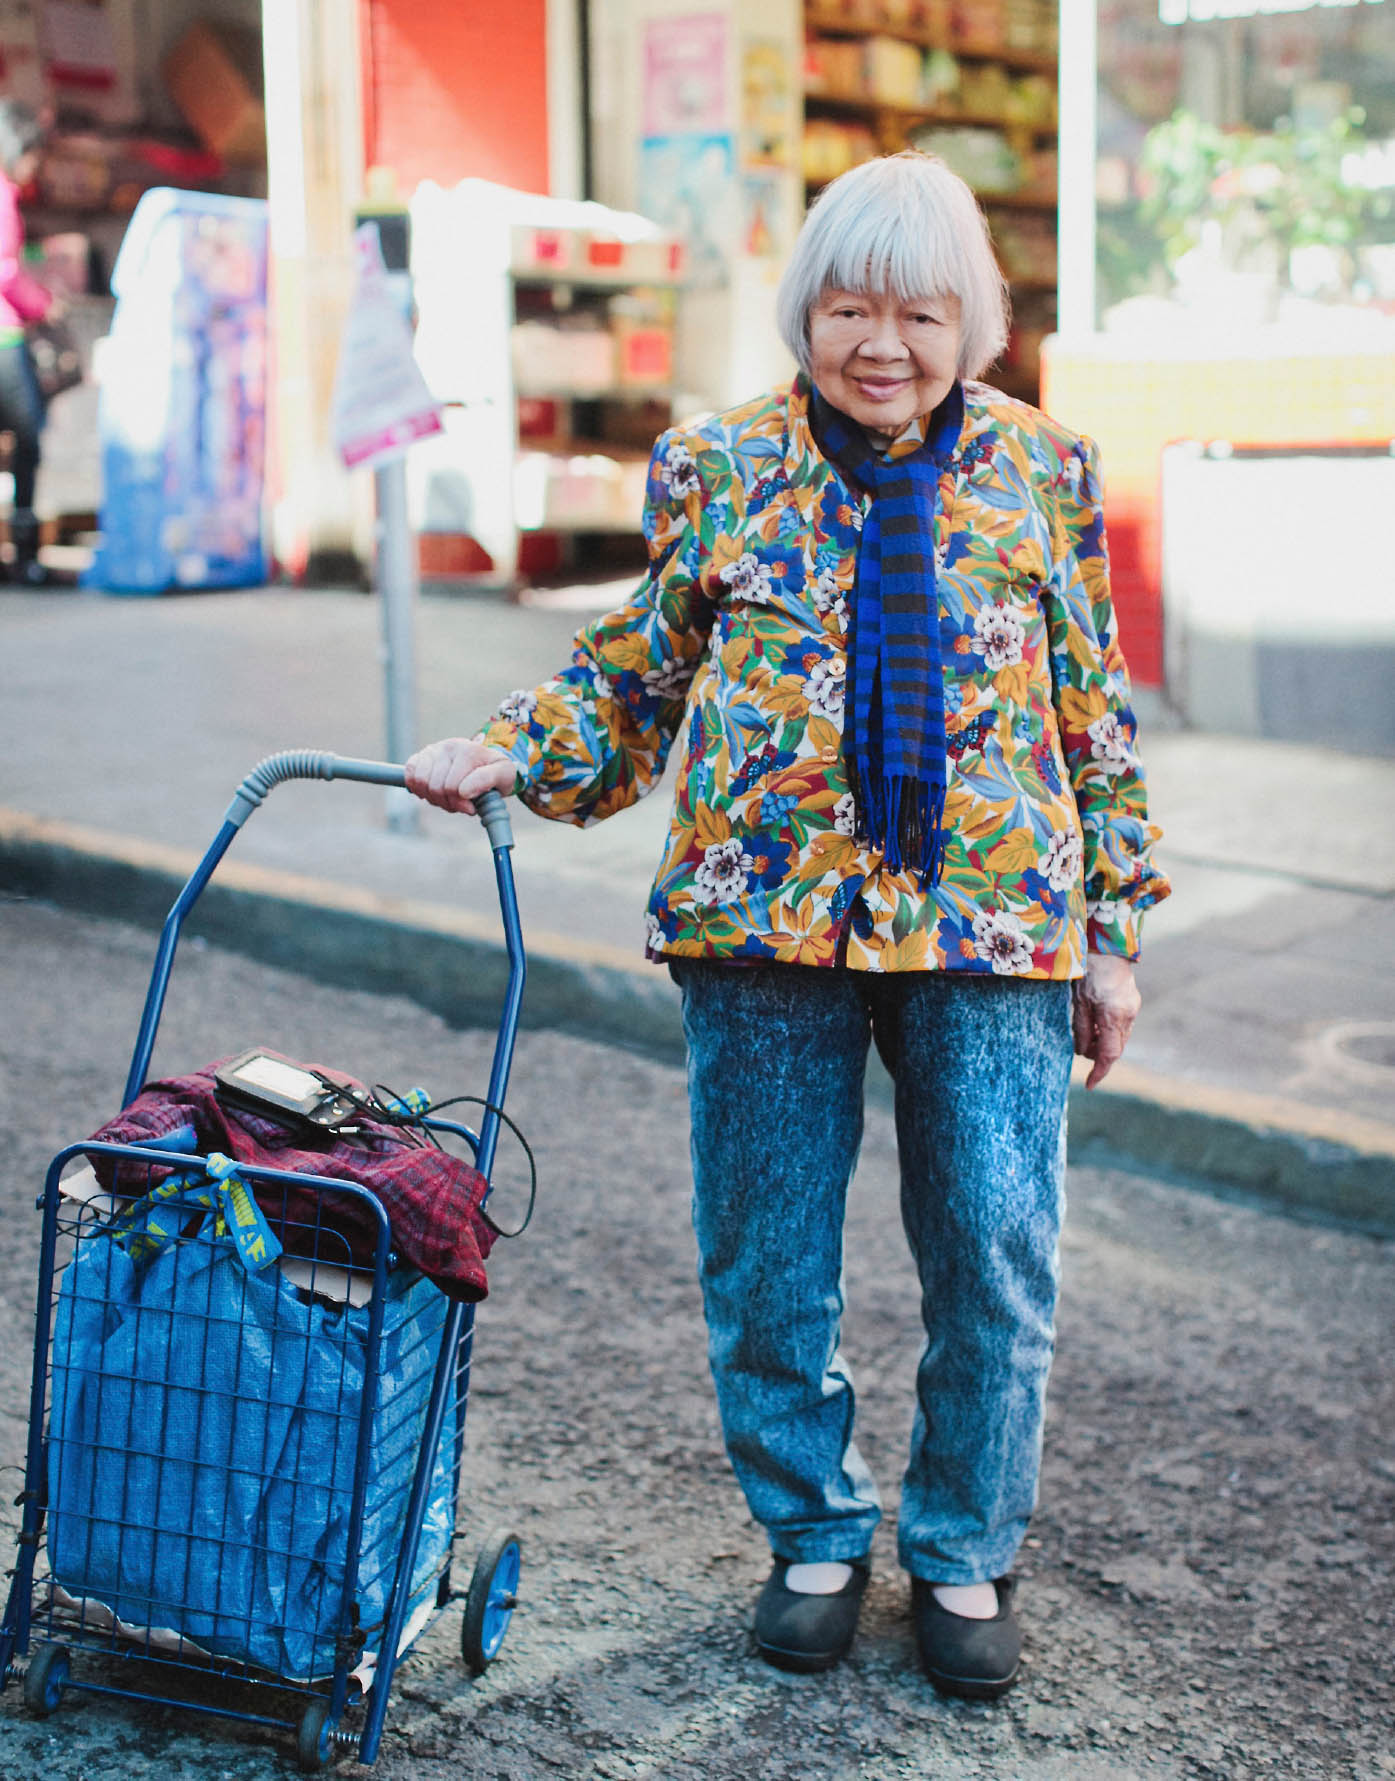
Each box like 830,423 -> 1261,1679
2,813 -> 1392,1239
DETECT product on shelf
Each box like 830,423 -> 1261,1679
161,20 -> 265,167
803,117 -> 879,184
914,0 -> 954,36
1004,0 -> 1058,57
958,60 -> 1014,121
804,36 -> 866,97
509,286 -> 675,399
1020,146 -> 1058,201
610,292 -> 674,390
909,124 -> 1022,192
865,34 -> 926,103
1003,72 -> 1057,129
510,223 -> 685,285
952,0 -> 1007,53
923,49 -> 961,109
35,130 -> 229,219
988,208 -> 1057,283
998,288 -> 1055,386
513,449 -> 651,534
511,317 -> 617,398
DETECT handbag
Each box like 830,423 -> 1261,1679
26,313 -> 84,401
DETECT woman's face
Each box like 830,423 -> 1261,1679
808,288 -> 963,441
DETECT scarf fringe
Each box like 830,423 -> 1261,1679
851,769 -> 949,888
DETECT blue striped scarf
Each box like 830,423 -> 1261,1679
811,380 -> 964,885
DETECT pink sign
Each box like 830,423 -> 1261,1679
642,14 -> 729,137
331,225 -> 442,471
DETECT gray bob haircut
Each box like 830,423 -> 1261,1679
776,153 -> 1010,382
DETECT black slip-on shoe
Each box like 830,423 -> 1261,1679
754,1560 -> 870,1673
911,1576 -> 1022,1700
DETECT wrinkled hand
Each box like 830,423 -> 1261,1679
1072,954 -> 1141,1089
404,738 -> 516,816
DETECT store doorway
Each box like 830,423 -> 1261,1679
1,0 -> 267,579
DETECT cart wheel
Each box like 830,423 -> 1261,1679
461,1528 -> 521,1674
295,1699 -> 341,1772
22,1643 -> 69,1718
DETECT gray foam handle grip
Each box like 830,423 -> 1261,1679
474,788 -> 515,852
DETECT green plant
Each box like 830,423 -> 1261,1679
1135,107 -> 1371,277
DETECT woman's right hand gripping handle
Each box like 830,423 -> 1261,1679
404,738 -> 517,816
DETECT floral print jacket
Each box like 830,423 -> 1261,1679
480,376 -> 1169,978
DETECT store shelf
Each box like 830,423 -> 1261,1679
804,90 -> 1056,141
806,174 -> 1055,212
513,267 -> 683,292
801,2 -> 1058,401
515,386 -> 675,403
980,191 -> 1056,211
805,5 -> 1057,75
518,515 -> 647,536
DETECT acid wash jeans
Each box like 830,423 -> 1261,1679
671,959 -> 1074,1586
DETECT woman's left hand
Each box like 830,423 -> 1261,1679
1072,954 -> 1141,1089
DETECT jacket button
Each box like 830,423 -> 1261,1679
820,745 -> 839,763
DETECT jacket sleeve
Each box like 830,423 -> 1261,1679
0,184 -> 51,324
1043,435 -> 1170,959
476,429 -> 714,827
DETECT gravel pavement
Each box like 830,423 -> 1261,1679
0,896 -> 1391,1781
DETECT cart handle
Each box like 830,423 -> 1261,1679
122,752 -> 526,1177
224,750 -> 515,853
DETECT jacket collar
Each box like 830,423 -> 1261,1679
784,371 -> 976,503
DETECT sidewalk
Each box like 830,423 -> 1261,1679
3,583 -> 1393,1230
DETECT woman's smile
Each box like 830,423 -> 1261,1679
809,289 -> 963,439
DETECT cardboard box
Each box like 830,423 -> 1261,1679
161,20 -> 265,166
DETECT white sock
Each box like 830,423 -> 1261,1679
785,1561 -> 854,1595
931,1580 -> 999,1619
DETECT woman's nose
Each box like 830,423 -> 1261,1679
858,316 -> 909,360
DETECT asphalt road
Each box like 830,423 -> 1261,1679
0,894 -> 1391,1781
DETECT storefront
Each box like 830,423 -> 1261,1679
1044,0 -> 1395,721
1,1 -> 266,574
12,0 -> 1390,700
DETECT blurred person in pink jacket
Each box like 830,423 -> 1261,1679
0,100 -> 58,585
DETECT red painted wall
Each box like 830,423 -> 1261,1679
361,0 -> 550,195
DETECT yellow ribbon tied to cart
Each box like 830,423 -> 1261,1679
113,1151 -> 282,1273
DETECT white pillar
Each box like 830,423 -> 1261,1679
263,0 -> 368,578
1057,0 -> 1099,339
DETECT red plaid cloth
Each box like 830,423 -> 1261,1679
88,1061 -> 496,1302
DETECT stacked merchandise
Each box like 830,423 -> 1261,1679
509,279 -> 677,534
3,9 -> 269,555
804,34 -> 1057,134
86,188 -> 268,593
16,15 -> 266,292
802,0 -> 1059,397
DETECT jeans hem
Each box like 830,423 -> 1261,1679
899,1546 -> 1023,1585
769,1531 -> 879,1566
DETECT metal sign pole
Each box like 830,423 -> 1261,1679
374,456 -> 420,834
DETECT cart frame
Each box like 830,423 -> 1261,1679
0,752 -> 526,1769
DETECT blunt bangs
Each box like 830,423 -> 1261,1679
776,153 -> 1010,382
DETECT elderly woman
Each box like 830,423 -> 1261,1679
407,152 -> 1168,1699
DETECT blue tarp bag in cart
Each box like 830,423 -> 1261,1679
46,1173 -> 456,1681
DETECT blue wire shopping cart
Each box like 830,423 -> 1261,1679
0,753 -> 528,1770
